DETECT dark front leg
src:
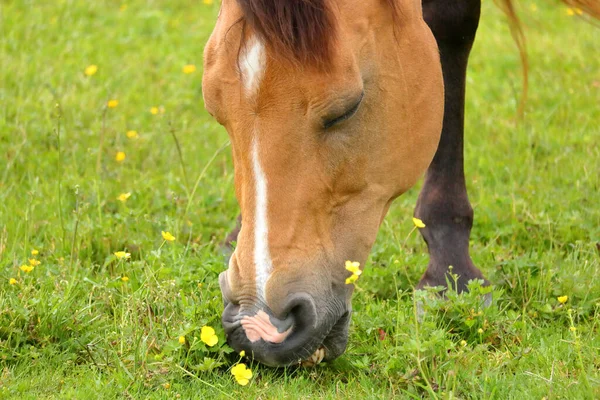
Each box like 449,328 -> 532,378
415,0 -> 487,292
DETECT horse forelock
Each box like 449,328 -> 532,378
235,0 -> 399,68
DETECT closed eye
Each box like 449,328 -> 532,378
323,92 -> 364,129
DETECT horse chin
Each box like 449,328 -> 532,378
303,310 -> 352,367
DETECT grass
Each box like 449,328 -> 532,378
1,0 -> 599,398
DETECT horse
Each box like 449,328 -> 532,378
201,0 -> 599,367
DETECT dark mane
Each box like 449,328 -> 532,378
235,0 -> 398,68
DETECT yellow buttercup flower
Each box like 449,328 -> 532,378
231,363 -> 253,386
345,260 -> 362,285
178,336 -> 186,345
115,151 -> 126,162
569,326 -> 577,332
200,326 -> 219,347
31,249 -> 39,256
161,231 -> 176,242
150,106 -> 159,115
29,259 -> 41,266
203,0 -> 214,4
114,251 -> 131,259
20,264 -> 34,273
107,99 -> 119,108
182,64 -> 196,74
162,383 -> 170,389
9,278 -> 17,285
121,276 -> 129,282
345,261 -> 360,274
477,328 -> 484,334
239,350 -> 246,357
412,217 -> 426,228
84,64 -> 98,76
557,295 -> 568,304
460,340 -> 467,347
117,192 -> 131,202
126,130 -> 138,139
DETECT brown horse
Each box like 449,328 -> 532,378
202,0 -> 599,367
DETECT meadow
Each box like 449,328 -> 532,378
1,1 -> 599,398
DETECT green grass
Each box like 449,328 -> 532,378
1,1 -> 599,398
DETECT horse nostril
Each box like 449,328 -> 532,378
282,292 -> 318,331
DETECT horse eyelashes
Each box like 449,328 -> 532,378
323,93 -> 364,129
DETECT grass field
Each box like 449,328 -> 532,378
1,1 -> 599,398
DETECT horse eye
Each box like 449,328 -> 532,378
323,93 -> 364,129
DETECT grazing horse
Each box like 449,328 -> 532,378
202,0 -> 599,367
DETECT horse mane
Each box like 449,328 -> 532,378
234,0 -> 600,109
235,0 -> 399,68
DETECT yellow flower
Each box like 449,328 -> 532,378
178,336 -> 186,345
200,326 -> 219,347
84,64 -> 98,76
558,295 -> 568,304
29,258 -> 41,266
115,151 -> 126,162
114,251 -> 131,259
182,64 -> 196,74
566,7 -> 583,16
117,192 -> 131,202
412,217 -> 426,228
9,278 -> 17,285
162,383 -> 171,389
107,99 -> 119,108
203,0 -> 213,4
345,275 -> 360,285
121,276 -> 129,282
20,264 -> 34,273
477,328 -> 484,334
569,326 -> 577,332
345,261 -> 361,274
345,260 -> 362,285
231,363 -> 252,386
126,130 -> 139,139
239,350 -> 246,357
161,231 -> 176,242
31,249 -> 39,255
150,106 -> 159,115
460,340 -> 467,347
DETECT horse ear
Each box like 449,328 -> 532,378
235,0 -> 337,68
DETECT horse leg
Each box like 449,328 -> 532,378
415,0 -> 487,292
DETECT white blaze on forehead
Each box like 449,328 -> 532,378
240,36 -> 266,95
241,35 -> 270,300
252,138 -> 272,300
